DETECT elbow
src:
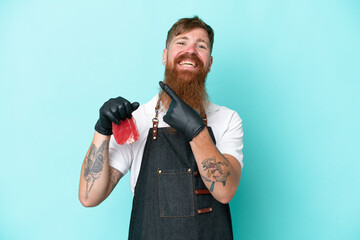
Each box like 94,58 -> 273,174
215,192 -> 234,204
78,194 -> 101,208
215,189 -> 237,204
80,199 -> 99,208
217,195 -> 233,204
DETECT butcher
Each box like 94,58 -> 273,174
79,16 -> 244,239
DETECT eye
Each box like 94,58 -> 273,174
198,44 -> 207,49
177,42 -> 185,45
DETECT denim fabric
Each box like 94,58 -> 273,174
158,168 -> 195,217
128,127 -> 233,240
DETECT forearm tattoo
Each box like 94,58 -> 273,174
201,156 -> 231,192
83,140 -> 108,200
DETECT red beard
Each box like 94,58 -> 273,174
159,53 -> 209,118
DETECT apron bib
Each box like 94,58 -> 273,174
128,108 -> 233,240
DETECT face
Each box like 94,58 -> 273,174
159,28 -> 212,114
163,28 -> 213,77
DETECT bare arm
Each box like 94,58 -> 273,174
78,132 -> 124,207
190,128 -> 241,204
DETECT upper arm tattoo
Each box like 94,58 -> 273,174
83,140 -> 108,200
109,166 -> 123,190
201,156 -> 231,192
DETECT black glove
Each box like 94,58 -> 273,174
159,81 -> 205,141
95,97 -> 139,135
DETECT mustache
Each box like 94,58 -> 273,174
174,53 -> 204,68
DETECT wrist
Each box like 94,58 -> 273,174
189,126 -> 209,144
95,120 -> 112,136
188,124 -> 206,141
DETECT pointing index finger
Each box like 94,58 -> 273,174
159,81 -> 179,101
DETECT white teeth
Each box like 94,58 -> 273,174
179,61 -> 196,67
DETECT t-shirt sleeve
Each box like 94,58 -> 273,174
217,111 -> 244,169
108,135 -> 133,175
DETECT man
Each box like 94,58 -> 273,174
79,16 -> 244,239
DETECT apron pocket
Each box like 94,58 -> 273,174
157,168 -> 195,217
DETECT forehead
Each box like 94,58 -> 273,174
172,28 -> 210,43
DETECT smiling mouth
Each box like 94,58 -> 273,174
178,60 -> 198,68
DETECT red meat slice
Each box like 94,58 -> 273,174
112,117 -> 139,145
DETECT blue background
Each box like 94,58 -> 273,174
1,0 -> 359,239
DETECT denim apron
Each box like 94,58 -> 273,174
128,108 -> 233,240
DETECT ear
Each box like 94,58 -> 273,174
162,49 -> 167,66
208,56 -> 213,72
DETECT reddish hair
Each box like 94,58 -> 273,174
166,16 -> 214,53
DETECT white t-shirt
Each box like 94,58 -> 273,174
109,95 -> 244,195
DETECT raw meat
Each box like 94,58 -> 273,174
112,117 -> 139,145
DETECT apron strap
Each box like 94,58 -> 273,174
152,102 -> 160,140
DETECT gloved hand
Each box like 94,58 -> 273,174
95,97 -> 139,135
159,81 -> 206,141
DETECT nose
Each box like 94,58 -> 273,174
185,43 -> 197,54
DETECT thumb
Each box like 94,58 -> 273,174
131,102 -> 140,111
